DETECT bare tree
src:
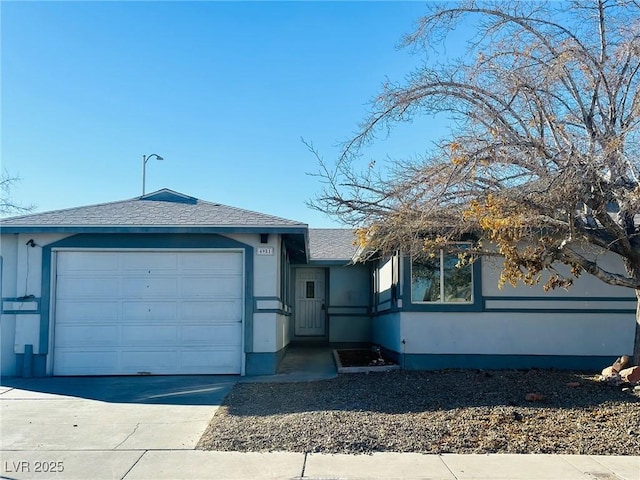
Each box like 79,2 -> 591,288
311,1 -> 640,363
1,171 -> 34,217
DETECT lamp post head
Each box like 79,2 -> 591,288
142,153 -> 165,194
144,153 -> 164,163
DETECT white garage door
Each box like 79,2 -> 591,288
53,250 -> 243,375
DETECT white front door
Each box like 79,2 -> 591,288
295,268 -> 326,336
53,250 -> 244,375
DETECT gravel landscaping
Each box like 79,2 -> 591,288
197,369 -> 640,455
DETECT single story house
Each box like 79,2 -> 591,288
0,189 -> 635,377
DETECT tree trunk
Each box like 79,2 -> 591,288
634,289 -> 640,367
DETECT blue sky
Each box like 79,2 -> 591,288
2,1 -> 451,227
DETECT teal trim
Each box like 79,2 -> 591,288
327,306 -> 369,317
36,355 -> 47,377
244,248 -> 255,354
377,300 -> 393,310
484,295 -> 636,313
23,345 -> 33,377
328,305 -> 370,309
308,260 -> 352,266
39,233 -> 255,356
41,252 -> 52,355
2,297 -> 41,314
398,353 -> 617,372
483,296 -> 636,302
402,255 -> 483,312
245,346 -> 288,375
255,309 -> 291,315
378,286 -> 393,303
484,308 -> 635,314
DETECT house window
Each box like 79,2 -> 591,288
411,246 -> 473,303
306,281 -> 315,299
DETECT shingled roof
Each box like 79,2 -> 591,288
0,189 -> 307,232
308,228 -> 358,261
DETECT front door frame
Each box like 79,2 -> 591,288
293,266 -> 328,341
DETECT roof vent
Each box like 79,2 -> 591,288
139,189 -> 198,205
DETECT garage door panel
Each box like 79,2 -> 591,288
56,302 -> 119,322
121,350 -> 178,372
122,302 -> 177,321
57,252 -> 120,272
54,350 -> 119,374
180,349 -> 242,371
122,253 -> 178,271
54,324 -> 119,346
181,252 -> 242,271
181,324 -> 242,346
121,325 -> 178,346
54,250 -> 243,375
181,275 -> 243,297
180,301 -> 242,322
122,277 -> 179,297
57,277 -> 121,298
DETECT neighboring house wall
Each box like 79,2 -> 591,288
327,264 -> 371,343
371,252 -> 636,370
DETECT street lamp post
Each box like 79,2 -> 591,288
142,153 -> 164,195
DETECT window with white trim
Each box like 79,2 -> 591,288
411,245 -> 473,303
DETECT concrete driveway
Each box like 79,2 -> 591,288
1,375 -> 237,479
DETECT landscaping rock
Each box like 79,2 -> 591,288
198,370 -> 640,455
525,393 -> 545,402
619,366 -> 640,384
612,355 -> 631,372
601,365 -> 616,377
599,358 -> 628,385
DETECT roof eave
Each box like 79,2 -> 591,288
308,258 -> 353,265
0,225 -> 309,235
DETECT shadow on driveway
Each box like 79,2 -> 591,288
1,375 -> 238,406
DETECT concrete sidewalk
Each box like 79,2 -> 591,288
1,450 -> 638,479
